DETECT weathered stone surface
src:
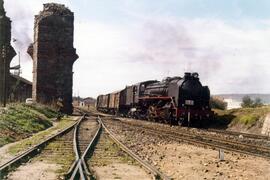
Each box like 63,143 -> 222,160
0,0 -> 16,106
8,74 -> 32,102
28,3 -> 78,114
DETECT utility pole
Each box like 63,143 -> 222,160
2,45 -> 7,107
18,51 -> 21,76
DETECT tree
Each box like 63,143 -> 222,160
253,97 -> 263,107
241,96 -> 253,108
210,96 -> 228,110
241,96 -> 264,108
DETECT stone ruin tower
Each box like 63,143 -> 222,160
28,3 -> 78,114
0,0 -> 16,106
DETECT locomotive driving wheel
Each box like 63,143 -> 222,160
178,118 -> 185,126
147,106 -> 157,121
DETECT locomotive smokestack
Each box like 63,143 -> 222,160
184,72 -> 192,80
0,0 -> 5,16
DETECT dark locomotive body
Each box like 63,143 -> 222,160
97,72 -> 213,127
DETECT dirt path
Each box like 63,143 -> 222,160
7,161 -> 61,180
0,143 -> 16,166
147,143 -> 270,179
93,163 -> 151,180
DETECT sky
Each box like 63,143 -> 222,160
4,0 -> 270,97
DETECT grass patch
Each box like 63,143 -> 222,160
89,133 -> 137,167
34,138 -> 75,176
8,118 -> 75,155
0,103 -> 58,147
239,114 -> 259,125
26,104 -> 58,119
214,106 -> 270,128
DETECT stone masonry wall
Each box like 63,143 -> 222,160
28,3 -> 78,114
0,0 -> 16,106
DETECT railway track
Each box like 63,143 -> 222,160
83,108 -> 269,142
0,115 -> 84,179
1,106 -> 169,179
105,118 -> 270,160
66,115 -> 101,179
205,128 -> 269,140
68,115 -> 170,180
108,116 -> 270,148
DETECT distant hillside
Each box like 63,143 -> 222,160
216,94 -> 270,104
214,94 -> 270,109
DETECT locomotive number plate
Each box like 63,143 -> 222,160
185,100 -> 194,105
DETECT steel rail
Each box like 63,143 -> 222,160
206,128 -> 270,140
98,116 -> 171,180
114,120 -> 270,159
70,114 -> 86,179
162,127 -> 270,154
0,115 -> 83,178
108,113 -> 269,142
150,128 -> 270,159
116,119 -> 270,152
67,115 -> 102,180
113,116 -> 269,142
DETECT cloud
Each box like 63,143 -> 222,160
73,17 -> 270,97
4,0 -> 270,97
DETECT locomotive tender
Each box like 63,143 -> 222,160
97,72 -> 213,126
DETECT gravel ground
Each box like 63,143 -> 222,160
104,119 -> 270,180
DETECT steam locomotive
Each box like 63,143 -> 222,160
97,72 -> 213,126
